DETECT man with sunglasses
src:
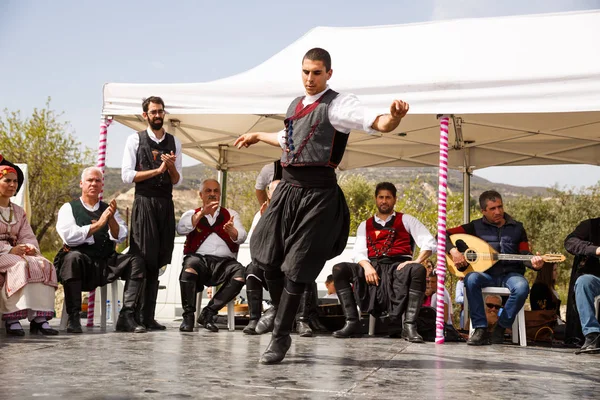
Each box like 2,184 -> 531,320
446,190 -> 544,345
331,182 -> 436,342
121,96 -> 182,330
484,294 -> 503,329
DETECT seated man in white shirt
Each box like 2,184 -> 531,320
55,167 -> 146,334
331,182 -> 436,341
178,179 -> 247,332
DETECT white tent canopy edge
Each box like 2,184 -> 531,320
102,10 -> 600,175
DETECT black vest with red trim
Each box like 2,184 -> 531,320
281,89 -> 348,168
183,207 -> 239,255
365,213 -> 412,259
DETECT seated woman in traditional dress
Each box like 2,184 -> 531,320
0,165 -> 58,336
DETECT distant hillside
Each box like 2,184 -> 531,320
103,165 -> 550,222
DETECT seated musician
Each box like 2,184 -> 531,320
331,182 -> 436,341
446,190 -> 543,345
56,167 -> 146,333
178,179 -> 247,333
0,164 -> 58,336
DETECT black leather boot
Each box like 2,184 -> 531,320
296,290 -> 313,337
197,307 -> 219,332
117,279 -> 147,333
307,282 -> 328,333
178,279 -> 197,332
142,279 -> 166,331
490,324 -> 506,344
243,289 -> 263,335
333,287 -> 362,338
401,289 -> 425,343
256,278 -> 284,335
260,289 -> 303,364
575,332 -> 600,354
64,280 -> 83,333
67,313 -> 83,334
467,327 -> 491,346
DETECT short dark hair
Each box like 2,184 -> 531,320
479,190 -> 502,210
325,274 -> 334,284
303,48 -> 331,72
375,182 -> 397,198
142,96 -> 165,113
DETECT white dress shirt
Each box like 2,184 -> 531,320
246,211 -> 262,243
121,127 -> 183,185
177,207 -> 247,259
56,198 -> 127,246
276,86 -> 380,149
353,212 -> 437,264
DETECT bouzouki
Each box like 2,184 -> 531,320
446,234 -> 565,278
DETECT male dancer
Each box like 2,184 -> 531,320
235,48 -> 409,364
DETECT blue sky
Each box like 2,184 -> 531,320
1,0 -> 599,188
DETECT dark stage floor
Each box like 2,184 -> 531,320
1,320 -> 599,400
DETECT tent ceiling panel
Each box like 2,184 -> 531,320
105,11 -> 600,172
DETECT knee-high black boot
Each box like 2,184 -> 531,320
295,289 -> 313,337
243,289 -> 263,335
308,281 -> 328,332
200,279 -> 244,332
64,280 -> 83,333
142,279 -> 166,331
259,288 -> 303,364
333,287 -> 362,338
178,279 -> 197,332
255,278 -> 284,335
401,289 -> 425,343
116,279 -> 146,333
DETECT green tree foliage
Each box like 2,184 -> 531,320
224,171 -> 261,231
0,99 -> 93,245
338,174 -> 377,235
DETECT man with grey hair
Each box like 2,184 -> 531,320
447,190 -> 543,345
55,167 -> 146,333
177,179 -> 247,332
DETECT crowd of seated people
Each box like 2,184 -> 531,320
3,147 -> 599,358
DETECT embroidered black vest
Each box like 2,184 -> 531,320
281,89 -> 348,168
68,200 -> 115,259
135,130 -> 176,198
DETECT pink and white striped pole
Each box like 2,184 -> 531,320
435,116 -> 450,344
86,117 -> 112,327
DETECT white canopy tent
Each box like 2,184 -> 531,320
103,10 -> 600,180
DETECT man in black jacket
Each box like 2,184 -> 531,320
564,218 -> 600,354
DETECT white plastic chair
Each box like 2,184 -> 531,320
465,286 -> 527,347
59,281 -> 119,331
195,291 -> 235,331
